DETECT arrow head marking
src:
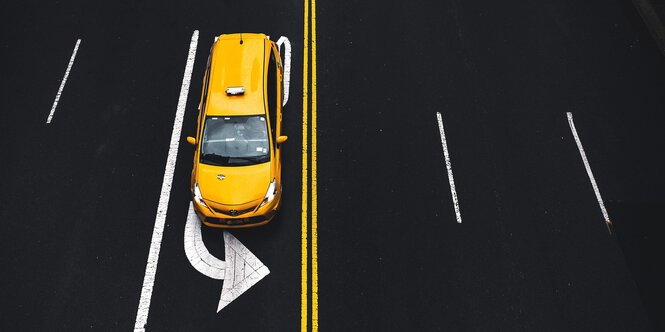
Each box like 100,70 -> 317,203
218,232 -> 270,312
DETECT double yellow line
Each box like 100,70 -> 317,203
301,0 -> 318,330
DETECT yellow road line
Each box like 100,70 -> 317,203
301,0 -> 310,330
310,0 -> 318,329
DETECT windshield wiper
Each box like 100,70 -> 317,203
230,155 -> 268,163
201,153 -> 268,166
201,153 -> 228,165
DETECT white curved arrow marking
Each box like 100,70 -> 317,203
184,204 -> 226,279
276,36 -> 291,106
184,203 -> 270,312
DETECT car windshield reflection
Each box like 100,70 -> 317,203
200,116 -> 270,166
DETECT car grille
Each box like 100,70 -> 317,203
205,215 -> 267,225
211,205 -> 257,216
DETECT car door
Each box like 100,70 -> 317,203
192,50 -> 213,185
266,43 -> 282,177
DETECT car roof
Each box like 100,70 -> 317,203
206,33 -> 268,117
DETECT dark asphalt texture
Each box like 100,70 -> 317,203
1,0 -> 664,331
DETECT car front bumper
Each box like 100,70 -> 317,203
192,192 -> 281,228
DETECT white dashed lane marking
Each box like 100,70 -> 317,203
567,112 -> 613,233
436,112 -> 463,223
46,38 -> 81,124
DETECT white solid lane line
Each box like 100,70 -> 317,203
436,112 -> 463,223
134,30 -> 199,332
46,38 -> 81,124
566,112 -> 613,232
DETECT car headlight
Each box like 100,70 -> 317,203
193,182 -> 208,208
259,179 -> 277,208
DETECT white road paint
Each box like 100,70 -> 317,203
436,112 -> 463,223
46,39 -> 81,124
184,203 -> 226,279
566,112 -> 612,229
276,36 -> 291,106
134,30 -> 199,332
184,203 -> 270,312
218,229 -> 270,312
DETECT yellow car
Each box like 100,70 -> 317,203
187,33 -> 287,228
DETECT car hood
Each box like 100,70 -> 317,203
197,162 -> 272,205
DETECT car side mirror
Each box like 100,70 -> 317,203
276,136 -> 288,144
186,136 -> 196,146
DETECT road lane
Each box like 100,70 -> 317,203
144,3 -> 305,330
316,0 -> 658,330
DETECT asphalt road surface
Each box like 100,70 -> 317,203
1,0 -> 664,331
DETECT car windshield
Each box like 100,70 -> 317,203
200,116 -> 270,166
